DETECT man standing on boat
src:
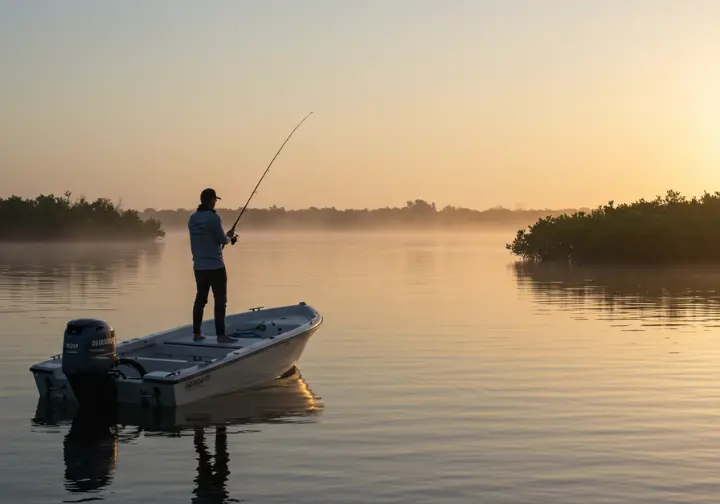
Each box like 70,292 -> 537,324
188,188 -> 238,343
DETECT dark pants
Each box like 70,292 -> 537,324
193,267 -> 227,336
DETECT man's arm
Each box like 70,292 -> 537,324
211,214 -> 231,245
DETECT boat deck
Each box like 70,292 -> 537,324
108,304 -> 319,379
163,330 -> 264,350
118,313 -> 310,364
166,316 -> 302,347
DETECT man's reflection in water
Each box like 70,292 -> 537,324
193,425 -> 230,504
60,407 -> 234,503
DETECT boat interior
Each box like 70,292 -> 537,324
111,310 -> 310,378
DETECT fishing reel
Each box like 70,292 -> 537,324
225,230 -> 238,246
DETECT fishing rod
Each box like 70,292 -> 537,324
228,111 -> 314,236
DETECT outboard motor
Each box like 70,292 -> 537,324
61,319 -> 119,410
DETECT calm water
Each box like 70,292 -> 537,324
3,230 -> 720,503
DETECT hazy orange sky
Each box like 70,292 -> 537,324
2,1 -> 720,211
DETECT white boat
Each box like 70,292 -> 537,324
30,301 -> 323,408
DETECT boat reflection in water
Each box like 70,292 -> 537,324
31,367 -> 323,500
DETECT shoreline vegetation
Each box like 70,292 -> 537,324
10,189 -> 718,267
0,192 -> 164,242
507,190 -> 720,264
141,199 -> 584,231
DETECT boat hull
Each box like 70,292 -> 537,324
141,326 -> 316,407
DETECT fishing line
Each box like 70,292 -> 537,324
228,111 -> 314,235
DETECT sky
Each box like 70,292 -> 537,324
2,0 -> 720,211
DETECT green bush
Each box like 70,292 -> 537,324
0,191 -> 165,241
506,190 -> 720,264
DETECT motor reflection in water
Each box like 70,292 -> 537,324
31,367 -> 323,501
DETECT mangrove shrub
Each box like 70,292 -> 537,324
506,190 -> 720,264
0,191 -> 165,241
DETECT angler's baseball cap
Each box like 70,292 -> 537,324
200,188 -> 221,202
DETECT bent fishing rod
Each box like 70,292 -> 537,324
228,111 -> 314,236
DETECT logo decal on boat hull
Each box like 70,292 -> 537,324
185,373 -> 211,390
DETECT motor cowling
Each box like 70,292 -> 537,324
61,319 -> 119,409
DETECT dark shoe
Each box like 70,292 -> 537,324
217,334 -> 238,344
193,333 -> 206,341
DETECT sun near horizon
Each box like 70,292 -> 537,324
2,1 -> 720,213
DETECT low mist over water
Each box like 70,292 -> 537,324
3,230 -> 720,503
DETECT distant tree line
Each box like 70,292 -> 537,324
507,190 -> 720,264
0,192 -> 165,241
141,199 -> 584,231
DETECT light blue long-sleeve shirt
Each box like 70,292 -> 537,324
188,209 -> 230,270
